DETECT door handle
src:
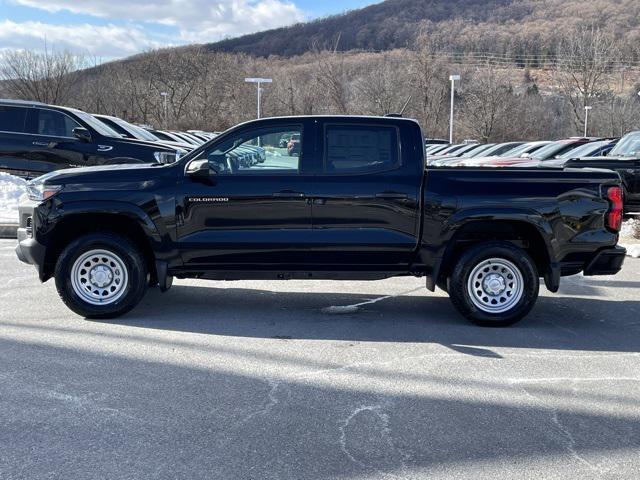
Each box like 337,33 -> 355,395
375,192 -> 408,199
32,141 -> 49,147
272,191 -> 306,198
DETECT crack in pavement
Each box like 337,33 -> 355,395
241,378 -> 288,424
338,403 -> 412,478
516,382 -> 613,477
322,287 -> 425,315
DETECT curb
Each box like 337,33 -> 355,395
0,223 -> 18,239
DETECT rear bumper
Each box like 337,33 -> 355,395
583,246 -> 627,276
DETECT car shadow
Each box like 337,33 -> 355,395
92,284 -> 640,354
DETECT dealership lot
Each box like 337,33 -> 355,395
1,238 -> 639,479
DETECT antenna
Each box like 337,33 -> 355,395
399,95 -> 412,116
384,96 -> 413,118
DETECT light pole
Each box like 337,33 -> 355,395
245,78 -> 273,119
160,92 -> 168,129
584,105 -> 592,137
449,74 -> 460,144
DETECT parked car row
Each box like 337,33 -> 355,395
427,134 -> 638,213
0,99 -> 224,179
1,98 -> 638,213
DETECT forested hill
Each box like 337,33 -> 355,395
205,0 -> 640,58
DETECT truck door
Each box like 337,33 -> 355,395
176,120 -> 315,267
307,120 -> 423,268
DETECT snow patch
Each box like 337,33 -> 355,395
0,173 -> 28,224
621,243 -> 640,258
621,218 -> 640,240
620,220 -> 640,258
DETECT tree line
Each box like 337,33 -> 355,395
1,25 -> 639,142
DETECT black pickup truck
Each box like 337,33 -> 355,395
564,130 -> 640,213
15,116 -> 626,326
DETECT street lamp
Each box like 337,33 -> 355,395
449,75 -> 461,144
584,105 -> 593,137
160,92 -> 168,129
245,77 -> 273,119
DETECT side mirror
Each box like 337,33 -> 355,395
186,159 -> 211,178
208,153 -> 230,174
73,127 -> 92,143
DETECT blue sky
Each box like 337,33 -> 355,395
0,0 -> 380,59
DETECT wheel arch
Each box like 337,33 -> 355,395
433,216 -> 559,293
41,204 -> 160,282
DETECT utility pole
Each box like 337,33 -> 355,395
160,92 -> 168,129
584,105 -> 592,137
449,75 -> 461,144
245,78 -> 273,119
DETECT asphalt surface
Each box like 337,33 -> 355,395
1,238 -> 639,479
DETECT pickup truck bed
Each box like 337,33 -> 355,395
15,115 -> 626,326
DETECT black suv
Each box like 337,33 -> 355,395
0,99 -> 185,178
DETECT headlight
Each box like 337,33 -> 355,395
154,150 -> 183,164
27,183 -> 63,202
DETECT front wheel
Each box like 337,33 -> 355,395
54,233 -> 148,319
448,242 -> 539,327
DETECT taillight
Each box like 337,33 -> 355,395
605,186 -> 623,232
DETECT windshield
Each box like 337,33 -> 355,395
128,123 -> 161,142
500,142 -> 542,157
609,132 -> 640,158
558,141 -> 607,159
74,111 -> 122,137
460,144 -> 494,158
109,116 -> 160,142
447,144 -> 478,157
530,142 -> 577,161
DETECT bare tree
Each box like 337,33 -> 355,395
312,42 -> 351,114
555,26 -> 618,133
352,53 -> 409,116
0,45 -> 85,104
459,67 -> 516,142
407,35 -> 450,138
592,92 -> 640,137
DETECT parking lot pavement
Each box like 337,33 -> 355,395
1,239 -> 639,480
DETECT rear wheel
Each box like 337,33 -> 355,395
54,233 -> 148,318
448,242 -> 539,327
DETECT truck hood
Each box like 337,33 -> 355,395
32,162 -> 163,186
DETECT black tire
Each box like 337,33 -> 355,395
54,233 -> 148,319
448,241 -> 539,327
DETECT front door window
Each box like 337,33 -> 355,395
204,127 -> 302,175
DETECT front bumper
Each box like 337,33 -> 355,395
583,245 -> 627,276
14,202 -> 48,280
15,227 -> 46,267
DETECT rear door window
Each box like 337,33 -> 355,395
324,125 -> 400,174
33,109 -> 80,138
0,106 -> 28,133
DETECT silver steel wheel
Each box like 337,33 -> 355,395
467,258 -> 524,314
70,249 -> 128,306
